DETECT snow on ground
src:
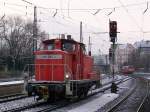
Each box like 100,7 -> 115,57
0,80 -> 24,86
0,74 -> 123,86
101,74 -> 124,85
101,76 -> 113,85
67,93 -> 119,112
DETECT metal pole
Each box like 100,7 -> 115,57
80,21 -> 83,43
33,6 -> 37,52
88,36 -> 91,56
112,42 -> 115,80
105,55 -> 108,73
109,20 -> 117,93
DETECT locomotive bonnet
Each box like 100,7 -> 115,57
25,36 -> 101,101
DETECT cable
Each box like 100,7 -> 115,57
107,8 -> 115,16
2,0 -> 149,37
37,1 -> 150,11
117,0 -> 143,33
38,9 -> 101,34
67,0 -> 70,17
21,0 -> 33,5
1,1 -> 150,16
0,0 -> 149,13
93,9 -> 101,15
143,2 -> 149,14
0,15 -> 5,21
0,1 -> 33,18
4,5 -> 33,17
0,1 -> 33,8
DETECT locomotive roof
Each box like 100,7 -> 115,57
43,38 -> 85,45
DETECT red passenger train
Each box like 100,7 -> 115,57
121,66 -> 135,74
26,35 -> 101,101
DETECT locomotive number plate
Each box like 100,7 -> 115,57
36,54 -> 62,59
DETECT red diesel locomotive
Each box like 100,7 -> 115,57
26,35 -> 100,101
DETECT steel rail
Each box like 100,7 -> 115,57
36,101 -> 69,112
104,78 -> 137,112
0,94 -> 27,103
1,76 -> 131,112
3,102 -> 47,112
26,77 -> 132,112
136,81 -> 150,112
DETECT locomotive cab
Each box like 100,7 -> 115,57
25,37 -> 100,101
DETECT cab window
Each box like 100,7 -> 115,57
81,45 -> 86,55
47,44 -> 54,50
39,43 -> 54,50
62,42 -> 75,52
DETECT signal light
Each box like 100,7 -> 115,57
109,21 -> 117,43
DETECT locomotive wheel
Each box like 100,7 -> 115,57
47,95 -> 56,102
28,92 -> 32,96
77,87 -> 88,98
83,90 -> 88,97
77,90 -> 83,98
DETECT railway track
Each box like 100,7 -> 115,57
100,78 -> 149,112
0,94 -> 27,103
23,100 -> 69,112
0,76 -> 131,112
19,77 -> 132,112
104,81 -> 136,112
136,81 -> 150,112
4,101 -> 47,112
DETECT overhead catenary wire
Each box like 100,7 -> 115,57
38,8 -> 102,34
1,1 -> 150,12
0,1 -> 33,8
37,1 -> 150,12
53,9 -> 58,17
1,0 -> 149,30
117,0 -> 144,33
143,2 -> 149,14
1,0 -> 150,26
0,1 -> 33,17
1,0 -> 150,36
67,0 -> 70,17
141,1 -> 149,39
21,0 -> 33,5
107,8 -> 115,16
92,9 -> 101,15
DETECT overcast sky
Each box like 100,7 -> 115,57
0,0 -> 150,54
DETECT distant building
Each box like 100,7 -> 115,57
93,54 -> 109,73
114,43 -> 135,71
134,40 -> 150,55
133,40 -> 150,72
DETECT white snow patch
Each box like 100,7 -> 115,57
119,87 -> 130,89
68,93 -> 119,112
0,80 -> 24,86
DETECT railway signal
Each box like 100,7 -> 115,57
109,20 -> 118,93
109,21 -> 117,43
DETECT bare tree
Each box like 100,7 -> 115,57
0,16 -> 43,71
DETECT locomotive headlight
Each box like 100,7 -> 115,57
65,74 -> 69,79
